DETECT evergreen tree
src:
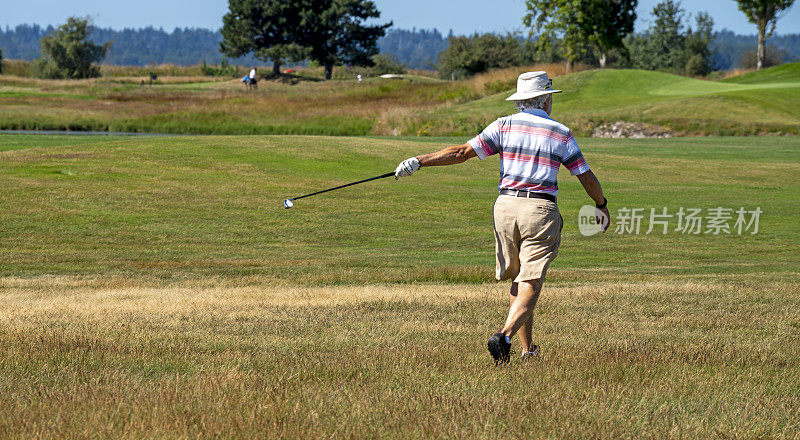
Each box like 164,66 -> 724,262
684,12 -> 715,75
220,0 -> 309,75
221,0 -> 389,79
299,0 -> 391,79
625,0 -> 717,75
648,0 -> 687,71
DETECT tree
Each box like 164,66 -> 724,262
624,1 -> 716,75
684,12 -> 715,75
299,0 -> 391,80
734,0 -> 795,69
31,17 -> 109,79
437,33 -> 523,79
370,53 -> 405,75
625,0 -> 687,71
649,0 -> 687,70
523,0 -> 638,69
0,48 -> 3,74
221,0 -> 389,80
583,0 -> 638,67
220,0 -> 309,76
524,0 -> 584,70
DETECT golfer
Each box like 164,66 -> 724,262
248,67 -> 258,90
394,71 -> 610,365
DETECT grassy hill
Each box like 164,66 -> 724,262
391,63 -> 800,137
0,63 -> 798,136
721,61 -> 800,84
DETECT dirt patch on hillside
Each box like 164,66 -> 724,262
592,121 -> 673,138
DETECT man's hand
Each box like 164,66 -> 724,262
577,170 -> 610,232
596,206 -> 611,233
395,157 -> 420,179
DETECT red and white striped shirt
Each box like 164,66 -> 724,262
467,109 -> 590,197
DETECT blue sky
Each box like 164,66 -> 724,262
2,0 -> 798,35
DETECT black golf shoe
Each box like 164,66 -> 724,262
487,332 -> 511,365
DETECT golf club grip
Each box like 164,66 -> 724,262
292,172 -> 395,200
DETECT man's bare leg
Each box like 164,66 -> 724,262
501,280 -> 541,341
508,282 -> 534,352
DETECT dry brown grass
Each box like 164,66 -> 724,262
100,63 -> 208,77
1,59 -> 33,77
0,74 -> 228,88
716,68 -> 755,80
0,71 -> 459,133
0,60 -> 216,78
1,276 -> 798,438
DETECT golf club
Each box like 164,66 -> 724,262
283,171 -> 395,209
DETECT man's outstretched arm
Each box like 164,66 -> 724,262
395,143 -> 477,178
418,143 -> 477,166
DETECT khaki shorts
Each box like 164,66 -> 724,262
492,195 -> 562,283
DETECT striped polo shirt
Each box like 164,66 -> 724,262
467,108 -> 590,197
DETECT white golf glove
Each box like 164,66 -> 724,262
395,157 -> 420,179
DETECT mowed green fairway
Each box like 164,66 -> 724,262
1,134 -> 799,438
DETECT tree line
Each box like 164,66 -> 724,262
0,23 -> 259,66
438,0 -> 797,78
0,0 -> 797,79
2,24 -> 796,71
518,0 -> 794,72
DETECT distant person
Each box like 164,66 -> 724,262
357,74 -> 363,83
394,71 -> 611,365
248,67 -> 258,90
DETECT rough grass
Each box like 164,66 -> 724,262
1,277 -> 798,438
0,73 -> 472,135
1,134 -> 799,438
2,60 -> 228,78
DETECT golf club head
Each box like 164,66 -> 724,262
283,199 -> 294,209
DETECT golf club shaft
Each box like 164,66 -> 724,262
291,172 -> 394,201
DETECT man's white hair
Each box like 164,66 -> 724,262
514,95 -> 550,112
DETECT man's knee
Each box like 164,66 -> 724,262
520,279 -> 542,294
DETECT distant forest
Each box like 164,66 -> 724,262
1,24 -> 798,71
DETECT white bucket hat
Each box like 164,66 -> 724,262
505,71 -> 562,101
